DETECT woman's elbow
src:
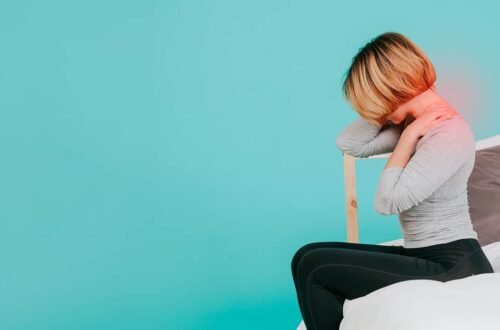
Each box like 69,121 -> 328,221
374,196 -> 403,215
335,136 -> 349,153
374,203 -> 395,215
336,138 -> 369,158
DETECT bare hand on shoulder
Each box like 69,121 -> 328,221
402,107 -> 458,140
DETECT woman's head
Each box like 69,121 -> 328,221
341,32 -> 437,126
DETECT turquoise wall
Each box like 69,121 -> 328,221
1,1 -> 498,329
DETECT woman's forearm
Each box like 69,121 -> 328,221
336,117 -> 404,158
384,131 -> 419,169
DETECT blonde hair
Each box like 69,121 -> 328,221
341,32 -> 437,125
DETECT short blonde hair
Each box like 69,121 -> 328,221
341,32 -> 436,125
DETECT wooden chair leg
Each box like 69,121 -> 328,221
343,154 -> 359,243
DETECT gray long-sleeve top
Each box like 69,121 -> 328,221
335,112 -> 479,248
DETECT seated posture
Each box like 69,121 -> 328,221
291,32 -> 494,330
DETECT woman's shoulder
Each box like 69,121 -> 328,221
414,113 -> 474,161
422,111 -> 474,144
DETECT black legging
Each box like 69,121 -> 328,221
291,238 -> 494,330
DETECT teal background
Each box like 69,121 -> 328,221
1,1 -> 498,329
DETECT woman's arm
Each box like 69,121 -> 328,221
383,130 -> 418,169
384,108 -> 457,169
373,111 -> 467,216
335,116 -> 405,158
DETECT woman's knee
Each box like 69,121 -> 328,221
294,247 -> 341,284
294,244 -> 346,279
291,242 -> 325,276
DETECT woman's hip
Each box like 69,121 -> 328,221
403,238 -> 494,278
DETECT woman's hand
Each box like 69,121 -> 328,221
402,107 -> 458,141
384,107 -> 457,170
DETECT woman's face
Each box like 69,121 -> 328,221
383,85 -> 437,125
386,106 -> 409,125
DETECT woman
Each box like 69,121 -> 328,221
291,32 -> 494,330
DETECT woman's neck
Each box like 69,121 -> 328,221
402,88 -> 450,119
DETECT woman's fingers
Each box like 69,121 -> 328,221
433,107 -> 452,115
435,113 -> 456,123
425,108 -> 447,121
432,108 -> 456,120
